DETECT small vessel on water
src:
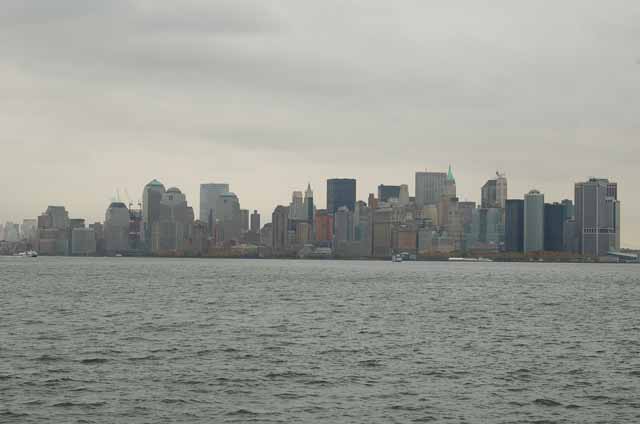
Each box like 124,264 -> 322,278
448,257 -> 492,263
15,250 -> 38,258
392,254 -> 403,263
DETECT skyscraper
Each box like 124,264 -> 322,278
250,210 -> 261,233
334,206 -> 354,242
143,179 -> 166,242
289,191 -> 305,220
524,190 -> 544,253
327,179 -> 356,214
505,199 -> 524,252
272,206 -> 290,252
240,209 -> 250,233
544,203 -> 565,252
481,172 -> 508,209
199,183 -> 230,231
575,178 -> 620,257
304,184 -> 314,223
216,192 -> 241,243
415,170 -> 447,206
104,202 -> 130,254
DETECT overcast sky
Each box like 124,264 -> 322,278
1,0 -> 639,246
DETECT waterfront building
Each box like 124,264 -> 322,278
152,187 -> 195,254
199,183 -> 229,232
505,199 -> 524,252
272,206 -> 290,252
295,222 -> 312,245
143,179 -> 166,242
71,228 -> 96,256
261,223 -> 273,248
524,190 -> 545,253
415,170 -> 447,206
334,206 -> 354,243
544,203 -> 566,252
575,178 -> 620,257
327,179 -> 356,214
21,219 -> 37,242
289,191 -> 306,221
104,202 -> 130,254
216,192 -> 241,244
314,209 -> 334,243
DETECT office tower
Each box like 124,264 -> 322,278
505,200 -> 524,252
575,178 -> 620,257
334,206 -> 354,242
399,185 -> 410,206
250,210 -> 261,233
314,209 -> 334,243
272,206 -> 290,252
415,170 -> 447,206
327,179 -> 356,214
544,203 -> 565,252
71,228 -> 96,256
481,172 -> 508,209
295,222 -> 312,244
289,191 -> 305,220
45,206 -> 70,229
261,223 -> 273,248
524,190 -> 544,253
199,183 -> 229,231
378,185 -> 401,203
304,184 -> 314,223
240,209 -> 249,233
561,199 -> 575,220
216,192 -> 241,243
143,179 -> 166,241
473,208 -> 503,246
152,187 -> 195,253
104,202 -> 130,254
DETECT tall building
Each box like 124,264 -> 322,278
104,202 -> 130,254
415,170 -> 447,206
289,191 -> 306,220
272,206 -> 290,252
314,209 -> 334,243
445,165 -> 456,198
398,185 -> 410,206
250,210 -> 261,233
21,219 -> 37,242
334,206 -> 354,242
152,187 -> 195,254
524,190 -> 544,253
304,184 -> 314,223
575,178 -> 620,257
378,185 -> 401,203
327,179 -> 356,214
199,183 -> 229,232
505,200 -> 524,252
216,192 -> 241,244
71,228 -> 96,256
544,203 -> 565,252
481,172 -> 508,209
143,179 -> 166,242
240,209 -> 250,233
45,206 -> 70,230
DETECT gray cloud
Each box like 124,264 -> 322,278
1,0 -> 639,246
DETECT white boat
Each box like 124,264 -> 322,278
392,254 -> 403,263
449,257 -> 493,262
15,250 -> 38,258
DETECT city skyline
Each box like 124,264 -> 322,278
1,1 -> 639,247
0,168 -> 637,248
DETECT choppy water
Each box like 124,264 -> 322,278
1,257 -> 639,423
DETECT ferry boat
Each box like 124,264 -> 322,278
15,250 -> 38,258
448,257 -> 492,263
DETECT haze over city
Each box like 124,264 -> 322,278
1,0 -> 639,247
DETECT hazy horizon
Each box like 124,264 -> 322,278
1,1 -> 639,247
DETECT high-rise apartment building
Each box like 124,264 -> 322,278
524,190 -> 544,253
327,179 -> 356,214
575,178 -> 620,257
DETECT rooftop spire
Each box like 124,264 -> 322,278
447,164 -> 455,183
